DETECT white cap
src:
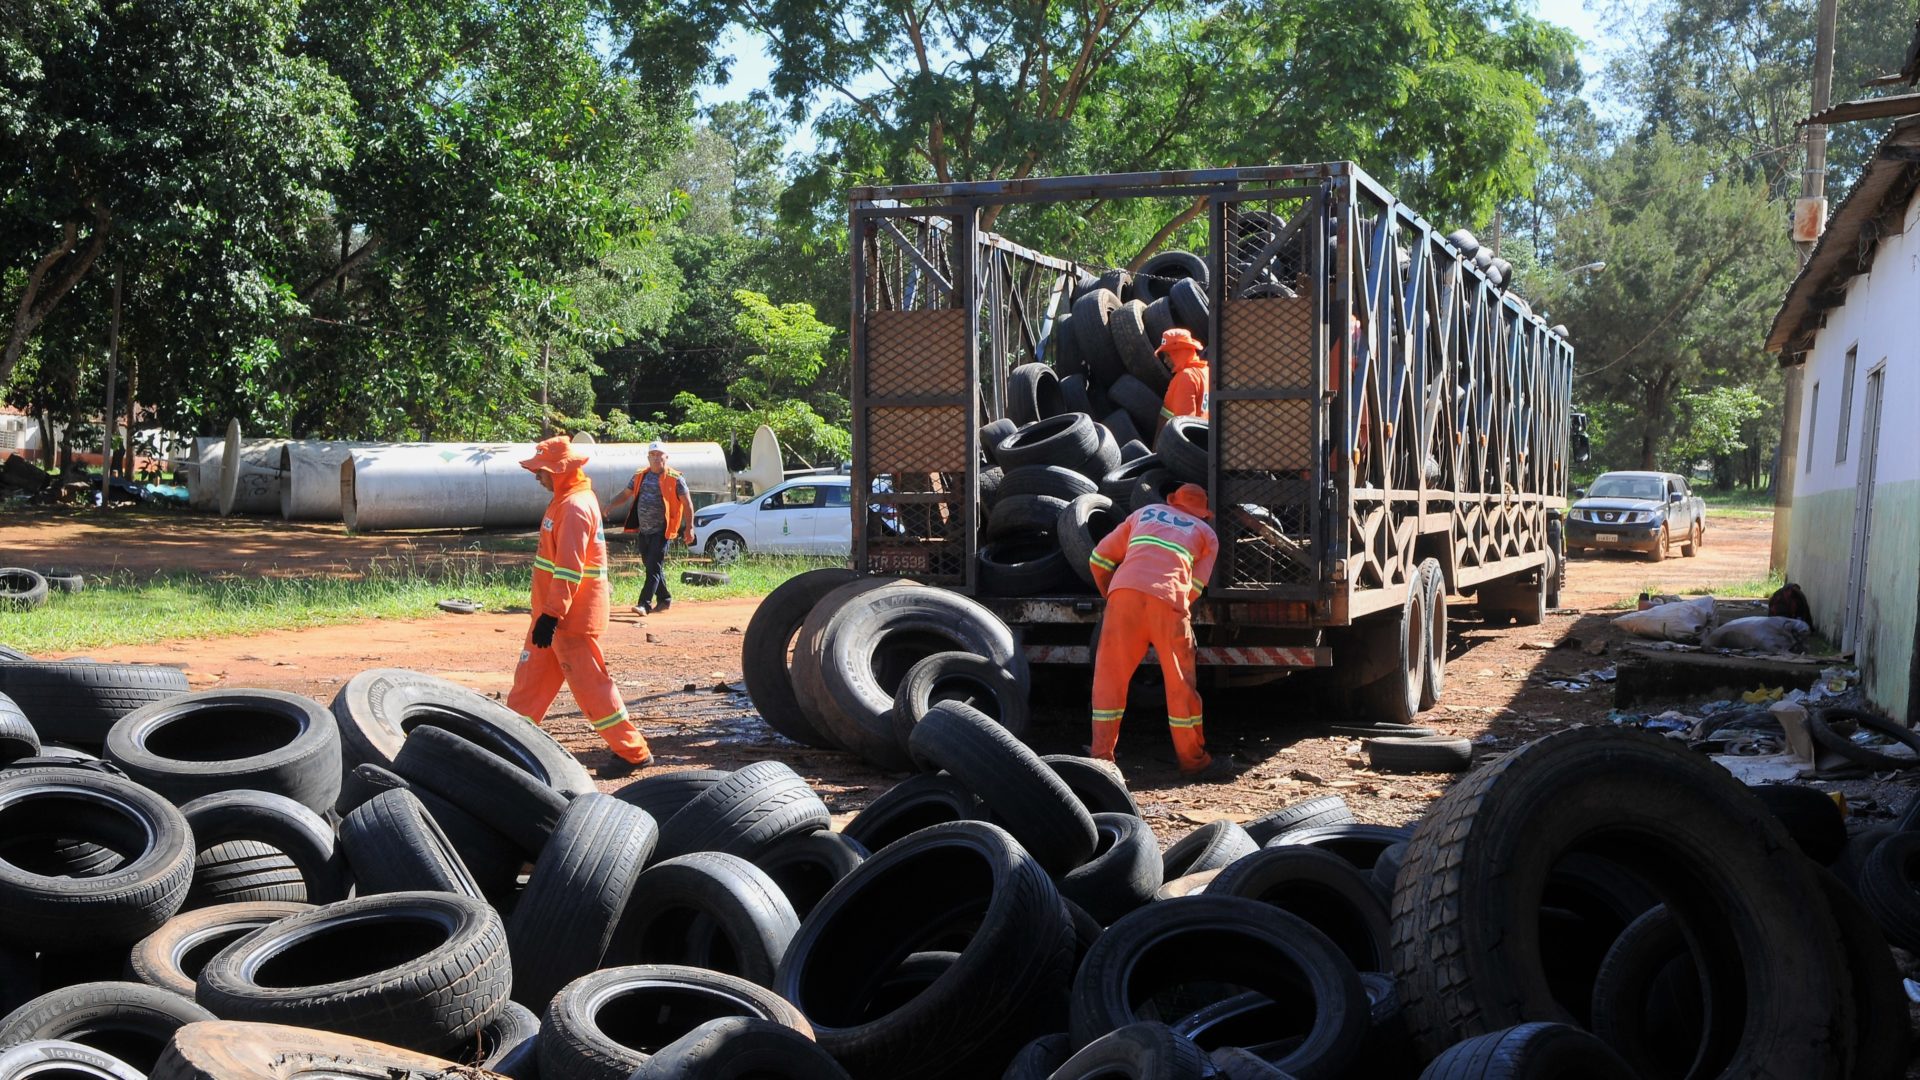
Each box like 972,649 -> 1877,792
647,440 -> 666,453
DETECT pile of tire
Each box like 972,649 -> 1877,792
740,572 -> 1031,771
0,568 -> 82,611
3,636 -> 1909,1079
980,260 -> 1215,600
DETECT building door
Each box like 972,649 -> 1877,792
1843,366 -> 1885,654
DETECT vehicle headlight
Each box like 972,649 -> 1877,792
694,514 -> 721,527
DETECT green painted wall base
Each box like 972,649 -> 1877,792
1789,479 -> 1919,720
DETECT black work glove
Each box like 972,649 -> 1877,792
531,613 -> 559,649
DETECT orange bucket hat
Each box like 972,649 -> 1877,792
1156,327 -> 1203,357
1169,482 -> 1211,520
520,435 -> 589,473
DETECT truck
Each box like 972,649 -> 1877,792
844,163 -> 1575,723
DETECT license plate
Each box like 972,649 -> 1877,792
871,548 -> 930,573
1596,533 -> 1620,543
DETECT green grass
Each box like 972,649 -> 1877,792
1605,569 -> 1788,610
0,555 -> 841,654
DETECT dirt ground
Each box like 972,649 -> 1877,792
35,511 -> 1903,842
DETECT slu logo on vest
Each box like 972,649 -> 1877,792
1141,508 -> 1197,530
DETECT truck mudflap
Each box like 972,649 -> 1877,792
1024,644 -> 1331,667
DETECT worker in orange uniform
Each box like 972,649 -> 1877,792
1156,328 -> 1210,434
1087,482 -> 1234,781
507,435 -> 652,778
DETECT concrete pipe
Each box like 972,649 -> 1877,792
340,441 -> 733,532
280,442 -> 376,521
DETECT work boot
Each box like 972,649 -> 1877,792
652,599 -> 672,613
597,754 -> 651,780
1182,757 -> 1241,784
631,603 -> 650,615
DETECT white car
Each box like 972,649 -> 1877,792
693,476 -> 853,560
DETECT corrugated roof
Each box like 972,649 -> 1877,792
1802,94 -> 1920,126
1765,116 -> 1920,356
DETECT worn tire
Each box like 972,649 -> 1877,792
981,418 -> 1020,465
1103,409 -> 1142,449
127,901 -> 312,999
105,690 -> 341,813
0,692 -> 39,764
1750,784 -> 1847,865
0,981 -> 215,1073
1155,417 -> 1210,485
1161,820 -> 1257,879
1857,829 -> 1920,953
628,1016 -> 847,1079
1057,494 -> 1120,590
993,465 -> 1097,505
1390,727 -> 1852,1073
179,790 -> 348,906
1168,279 -> 1208,340
539,965 -> 810,1080
194,891 -> 511,1056
473,1000 -> 540,1072
775,821 -> 1077,1079
508,793 -> 658,1010
1810,706 -> 1920,771
186,841 -> 308,908
611,768 -> 731,823
977,538 -> 1076,598
1048,315 -> 1082,378
1417,1022 -> 1634,1079
1099,455 -> 1163,505
607,852 -> 798,986
1072,896 -> 1368,1077
1051,1022 -> 1208,1079
815,587 -> 1024,771
0,770 -> 194,949
1008,364 -> 1067,426
1365,735 -> 1472,773
1058,373 -> 1093,417
907,702 -> 1096,876
150,1020 -> 475,1080
393,724 -> 567,857
1071,289 -> 1125,386
656,760 -> 830,863
840,773 -> 977,853
984,493 -> 1069,542
1354,582 -> 1425,726
0,663 -> 189,749
1266,823 -> 1412,870
1586,905 -> 1704,1080
1106,375 -> 1161,438
1059,813 -> 1161,925
1041,755 -> 1139,817
994,414 -> 1102,475
1815,864 -> 1910,1080
1209,846 -> 1391,972
1111,301 -> 1169,395
1242,796 -> 1353,846
329,668 -> 591,799
890,651 -> 1029,759
0,1040 -> 142,1080
749,829 -> 867,920
0,569 -> 48,611
338,788 -> 483,899
740,568 -> 855,751
1417,559 -> 1447,711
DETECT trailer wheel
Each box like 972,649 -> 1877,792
1355,579 -> 1426,725
1545,518 -> 1565,608
1416,559 -> 1446,712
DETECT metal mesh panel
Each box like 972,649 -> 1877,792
1224,203 -> 1310,299
866,407 -> 967,474
1214,268 -> 1319,587
1219,297 -> 1312,391
866,310 -> 969,397
1219,400 -> 1312,472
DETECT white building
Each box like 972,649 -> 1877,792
1767,116 -> 1919,724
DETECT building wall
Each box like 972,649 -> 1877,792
1786,187 -> 1920,721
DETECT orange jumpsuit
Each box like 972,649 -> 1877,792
1158,348 -> 1210,431
1087,485 -> 1219,774
506,466 -> 651,764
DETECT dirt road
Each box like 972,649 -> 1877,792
37,513 -> 1830,840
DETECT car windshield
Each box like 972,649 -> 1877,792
1589,475 -> 1665,500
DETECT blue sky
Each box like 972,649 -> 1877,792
699,0 -> 1621,153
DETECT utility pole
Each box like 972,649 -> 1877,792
100,264 -> 121,509
1773,0 -> 1840,573
540,338 -> 552,437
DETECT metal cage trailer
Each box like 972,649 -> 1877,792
847,162 -> 1572,721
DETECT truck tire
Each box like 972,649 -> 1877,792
1007,364 -> 1066,426
338,788 -> 483,899
1479,569 -> 1547,627
607,852 -> 798,986
0,663 -> 189,749
0,771 -> 194,949
840,773 -> 978,853
392,724 -> 567,856
1168,279 -> 1209,341
1416,559 -> 1446,710
1390,727 -> 1851,1071
1059,813 -> 1161,925
815,587 -> 1024,771
1209,846 -> 1391,972
178,790 -> 348,906
127,901 -> 312,998
1545,517 -> 1565,607
741,567 -> 855,751
194,892 -> 510,1056
1071,896 -> 1367,1075
993,465 -> 1096,505
1107,375 -> 1161,438
104,690 -> 341,813
628,1017 -> 849,1080
1111,301 -> 1169,395
1058,494 -> 1120,589
0,569 -> 47,611
0,691 -> 40,764
1354,580 -> 1426,726
1586,906 -> 1702,1080
655,760 -> 829,863
891,651 -> 1029,756
995,414 -> 1101,474
329,668 -> 591,799
978,538 -> 1076,597
979,465 -> 1004,504
540,965 -> 811,1080
508,793 -> 657,1009
1155,417 -> 1209,485
906,702 -> 1097,876
1072,289 -> 1125,386
1647,524 -> 1667,562
749,829 -> 867,920
0,982 -> 216,1074
774,821 -> 1077,1078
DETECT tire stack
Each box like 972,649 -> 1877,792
977,259 -> 1213,600
0,655 -> 1909,1078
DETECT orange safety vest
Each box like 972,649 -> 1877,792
1088,502 -> 1220,615
618,466 -> 688,537
533,469 -> 609,634
1159,350 -> 1210,426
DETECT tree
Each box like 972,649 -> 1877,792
669,290 -> 849,464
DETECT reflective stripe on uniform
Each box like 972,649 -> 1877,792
1129,534 -> 1194,563
1091,707 -> 1125,723
1168,714 -> 1204,728
1089,552 -> 1119,572
591,708 -> 631,731
534,556 -> 557,574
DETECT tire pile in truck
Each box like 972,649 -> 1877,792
0,647 -> 1912,1079
979,254 -> 1215,599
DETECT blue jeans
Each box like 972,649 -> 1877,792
636,531 -> 671,608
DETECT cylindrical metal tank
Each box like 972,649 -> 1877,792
279,441 -> 375,520
340,441 -> 732,532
